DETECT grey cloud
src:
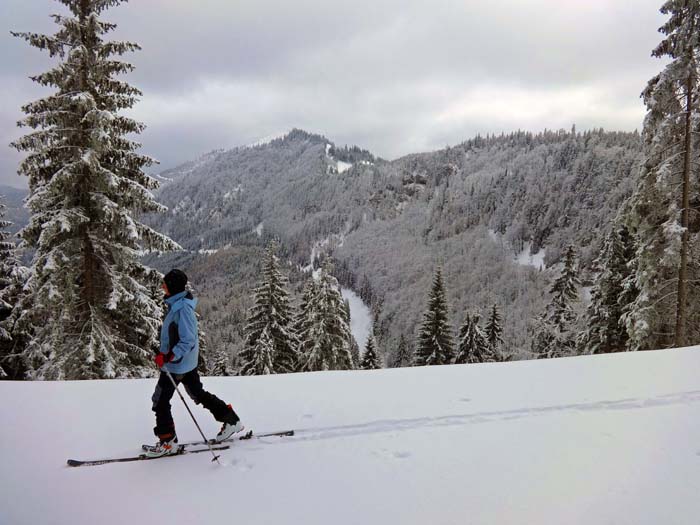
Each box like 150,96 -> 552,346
1,0 -> 668,188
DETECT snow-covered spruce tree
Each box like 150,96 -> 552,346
197,321 -> 209,375
343,297 -> 361,367
0,198 -> 30,379
239,326 -> 274,376
360,335 -> 381,370
389,334 -> 413,368
414,267 -> 455,366
484,303 -> 507,361
532,245 -> 581,359
292,278 -> 316,369
239,243 -> 297,375
11,1 -> 179,379
580,226 -> 637,354
455,313 -> 492,364
350,337 -> 361,369
622,0 -> 700,349
209,345 -> 233,376
297,262 -> 354,371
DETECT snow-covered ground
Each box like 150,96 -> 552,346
487,230 -> 546,270
254,222 -> 264,237
337,160 -> 352,173
515,243 -> 546,270
2,348 -> 700,524
341,287 -> 372,350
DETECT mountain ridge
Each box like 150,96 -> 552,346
0,127 -> 643,361
144,126 -> 642,362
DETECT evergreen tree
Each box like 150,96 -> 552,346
240,326 -> 274,376
209,346 -> 233,376
484,303 -> 507,360
10,0 -> 179,379
414,267 -> 455,366
622,0 -> 700,349
580,226 -> 637,354
350,337 -> 361,369
532,245 -> 581,358
297,262 -> 354,371
197,322 -> 209,375
0,198 -> 29,379
240,243 -> 297,374
360,335 -> 381,370
292,278 -> 317,370
370,300 -> 385,348
455,313 -> 492,364
389,334 -> 413,368
342,297 -> 361,367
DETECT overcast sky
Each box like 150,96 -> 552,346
0,0 -> 668,188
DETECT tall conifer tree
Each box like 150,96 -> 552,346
240,243 -> 297,374
209,346 -> 233,377
414,267 -> 454,366
0,198 -> 29,379
293,278 -> 316,370
297,262 -> 354,371
532,246 -> 581,358
484,304 -> 506,361
240,326 -> 274,376
455,313 -> 491,364
389,334 -> 413,368
11,0 -> 178,379
581,226 -> 637,354
342,297 -> 361,367
623,0 -> 700,349
360,335 -> 381,370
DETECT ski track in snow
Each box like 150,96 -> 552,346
269,389 -> 700,444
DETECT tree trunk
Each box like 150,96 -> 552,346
674,74 -> 694,348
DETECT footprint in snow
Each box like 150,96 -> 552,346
237,462 -> 254,472
225,459 -> 254,472
373,448 -> 411,460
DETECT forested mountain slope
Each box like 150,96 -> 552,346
147,128 -> 642,360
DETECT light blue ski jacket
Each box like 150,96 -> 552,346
159,291 -> 199,374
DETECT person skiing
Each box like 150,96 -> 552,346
147,269 -> 244,457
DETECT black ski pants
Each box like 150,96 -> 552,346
151,369 -> 238,437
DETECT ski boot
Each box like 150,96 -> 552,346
144,433 -> 179,458
215,405 -> 245,442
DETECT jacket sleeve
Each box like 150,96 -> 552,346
170,306 -> 197,361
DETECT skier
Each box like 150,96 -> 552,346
147,269 -> 244,457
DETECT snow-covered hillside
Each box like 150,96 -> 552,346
2,349 -> 699,524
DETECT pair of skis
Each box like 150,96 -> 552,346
66,429 -> 294,468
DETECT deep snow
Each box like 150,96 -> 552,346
341,286 -> 372,351
1,348 -> 700,524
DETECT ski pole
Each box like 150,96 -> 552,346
164,369 -> 221,465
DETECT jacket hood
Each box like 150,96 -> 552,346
165,290 -> 199,310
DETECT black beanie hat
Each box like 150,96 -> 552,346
163,269 -> 188,296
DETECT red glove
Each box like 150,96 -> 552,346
155,351 -> 175,368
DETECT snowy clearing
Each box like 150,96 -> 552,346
515,243 -> 546,270
341,287 -> 372,350
1,348 -> 700,524
337,160 -> 352,173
